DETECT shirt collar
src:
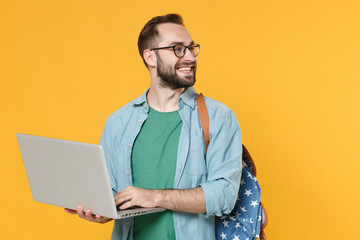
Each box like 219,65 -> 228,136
179,87 -> 198,109
132,87 -> 198,109
132,88 -> 149,106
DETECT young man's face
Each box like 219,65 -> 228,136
155,23 -> 197,90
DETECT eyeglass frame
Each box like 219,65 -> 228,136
150,43 -> 200,58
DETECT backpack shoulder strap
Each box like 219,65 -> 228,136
196,93 -> 210,150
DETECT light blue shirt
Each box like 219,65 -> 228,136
100,87 -> 242,240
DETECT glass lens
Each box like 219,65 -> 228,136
191,45 -> 200,56
172,44 -> 200,57
174,45 -> 185,57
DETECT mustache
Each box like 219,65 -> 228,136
175,61 -> 196,68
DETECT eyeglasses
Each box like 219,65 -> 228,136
150,43 -> 200,58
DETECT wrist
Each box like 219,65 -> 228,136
154,189 -> 165,208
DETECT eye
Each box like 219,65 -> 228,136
174,45 -> 184,53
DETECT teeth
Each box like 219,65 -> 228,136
178,67 -> 191,71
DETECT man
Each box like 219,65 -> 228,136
65,14 -> 242,240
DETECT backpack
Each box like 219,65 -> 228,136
196,93 -> 268,240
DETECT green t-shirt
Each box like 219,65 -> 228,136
131,106 -> 182,240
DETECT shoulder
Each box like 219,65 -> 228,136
105,89 -> 147,125
199,96 -> 241,137
204,97 -> 231,111
106,101 -> 134,122
203,97 -> 237,121
104,98 -> 143,131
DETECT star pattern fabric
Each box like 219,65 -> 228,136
215,162 -> 262,240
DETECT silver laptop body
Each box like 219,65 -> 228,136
16,133 -> 165,219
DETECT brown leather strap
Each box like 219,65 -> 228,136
196,93 -> 210,150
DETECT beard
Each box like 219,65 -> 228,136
156,53 -> 196,90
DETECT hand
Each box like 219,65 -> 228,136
114,186 -> 206,213
114,186 -> 158,210
64,205 -> 113,224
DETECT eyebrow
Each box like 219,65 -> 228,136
168,40 -> 195,46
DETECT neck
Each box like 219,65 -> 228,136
147,82 -> 185,112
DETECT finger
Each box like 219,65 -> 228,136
89,212 -> 111,223
119,200 -> 134,210
95,215 -> 112,223
95,214 -> 107,220
85,209 -> 100,222
95,214 -> 108,221
114,187 -> 136,205
114,193 -> 132,206
77,205 -> 85,218
64,208 -> 77,214
85,209 -> 93,218
74,205 -> 111,223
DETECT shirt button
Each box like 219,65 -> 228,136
126,170 -> 130,175
143,104 -> 147,109
139,120 -> 142,123
129,144 -> 132,148
126,221 -> 130,226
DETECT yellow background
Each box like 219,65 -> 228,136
1,0 -> 359,239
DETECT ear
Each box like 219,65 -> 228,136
143,49 -> 157,67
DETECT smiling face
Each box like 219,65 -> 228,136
154,23 -> 197,89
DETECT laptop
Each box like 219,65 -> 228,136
16,133 -> 165,219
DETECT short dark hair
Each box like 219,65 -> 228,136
137,14 -> 184,67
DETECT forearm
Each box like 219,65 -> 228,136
154,187 -> 206,213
